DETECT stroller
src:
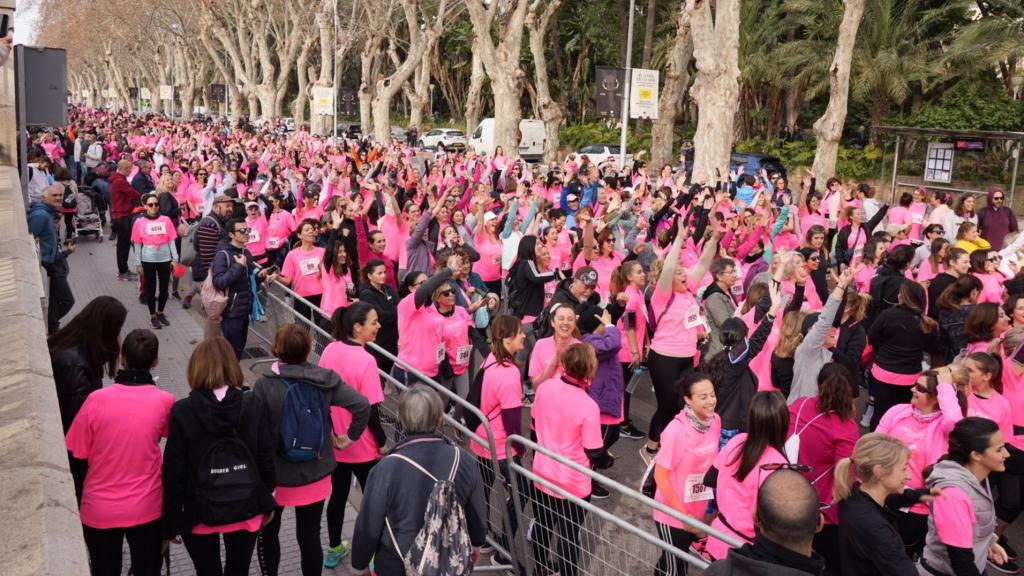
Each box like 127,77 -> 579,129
74,186 -> 104,242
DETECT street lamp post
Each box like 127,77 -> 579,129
333,0 -> 339,141
618,0 -> 635,169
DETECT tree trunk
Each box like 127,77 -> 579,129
641,0 -> 656,69
310,1 -> 334,136
784,80 -> 803,133
651,5 -> 692,170
465,35 -> 486,137
687,0 -> 742,178
811,0 -> 866,182
527,0 -> 565,163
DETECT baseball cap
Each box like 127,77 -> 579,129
567,194 -> 579,202
574,266 -> 598,288
483,211 -> 498,224
245,201 -> 259,210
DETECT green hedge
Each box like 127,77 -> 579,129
733,139 -> 884,180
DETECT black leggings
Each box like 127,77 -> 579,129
142,260 -> 171,315
896,511 -> 928,560
292,293 -> 323,326
258,500 -> 326,576
531,490 -> 588,576
622,362 -> 634,424
868,372 -> 914,431
654,521 -> 696,576
182,529 -> 258,576
82,518 -> 162,576
994,445 -> 1024,523
647,351 -> 694,443
326,460 -> 376,548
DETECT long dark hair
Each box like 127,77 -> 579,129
943,417 -> 1000,466
731,391 -> 790,481
47,296 -> 127,379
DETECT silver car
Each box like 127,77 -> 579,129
419,128 -> 466,149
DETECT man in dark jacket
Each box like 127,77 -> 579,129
212,218 -> 277,359
978,186 -> 1018,250
110,159 -> 140,279
704,470 -> 825,576
352,385 -> 486,576
28,185 -> 77,333
131,159 -> 156,195
183,195 -> 233,314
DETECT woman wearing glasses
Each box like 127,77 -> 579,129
971,248 -> 1011,305
875,367 -> 966,559
131,193 -> 178,330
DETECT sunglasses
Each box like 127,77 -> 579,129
145,202 -> 159,207
760,462 -> 813,474
988,255 -> 1003,262
438,289 -> 454,297
234,227 -> 252,235
994,196 -> 1005,201
913,383 -> 931,394
807,256 -> 820,262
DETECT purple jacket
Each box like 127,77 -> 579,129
978,186 -> 1017,250
583,326 -> 624,417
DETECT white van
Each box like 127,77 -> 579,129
470,118 -> 546,162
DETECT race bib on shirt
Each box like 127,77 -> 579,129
853,246 -> 864,259
684,306 -> 702,329
248,228 -> 260,243
266,237 -> 281,249
911,213 -> 923,224
730,283 -> 744,296
436,342 -> 446,364
456,345 -> 473,365
146,221 -> 167,236
684,474 -> 713,503
299,258 -> 320,276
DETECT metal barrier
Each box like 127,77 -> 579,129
505,434 -> 744,576
249,280 -> 520,572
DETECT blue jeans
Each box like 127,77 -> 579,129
221,315 -> 250,360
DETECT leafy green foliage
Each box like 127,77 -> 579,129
734,138 -> 883,179
890,84 -> 1024,132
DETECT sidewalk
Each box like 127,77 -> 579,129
63,233 -> 360,575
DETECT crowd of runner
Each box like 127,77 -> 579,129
28,107 -> 1024,576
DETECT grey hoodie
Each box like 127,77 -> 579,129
253,361 -> 371,487
920,460 -> 995,575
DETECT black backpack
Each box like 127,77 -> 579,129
194,394 -> 262,526
463,362 -> 498,433
61,183 -> 77,210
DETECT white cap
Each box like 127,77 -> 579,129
483,211 -> 498,224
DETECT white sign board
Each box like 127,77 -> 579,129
629,68 -> 659,119
924,142 -> 954,184
312,86 -> 334,115
159,85 -> 173,100
141,88 -> 152,100
81,89 -> 90,98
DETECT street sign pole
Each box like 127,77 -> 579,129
618,0 -> 635,169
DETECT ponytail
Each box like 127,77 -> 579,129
833,433 -> 911,504
833,457 -> 855,502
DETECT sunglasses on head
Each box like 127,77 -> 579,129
760,462 -> 813,474
913,383 -> 931,394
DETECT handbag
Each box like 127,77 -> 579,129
201,251 -> 231,324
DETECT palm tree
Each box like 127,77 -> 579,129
948,0 -> 1024,97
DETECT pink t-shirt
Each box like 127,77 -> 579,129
932,486 -> 975,548
1000,354 -> 1024,450
706,435 -> 787,559
281,246 -> 325,297
378,215 -> 407,266
532,377 -> 603,499
616,286 -> 648,363
65,384 -> 175,529
977,272 -> 1005,304
320,268 -> 353,316
470,356 -> 523,460
474,230 -> 503,282
528,336 -> 579,381
887,206 -> 911,229
917,259 -> 943,283
245,214 -> 269,257
275,475 -> 332,507
876,412 -> 937,514
440,307 -> 474,375
649,285 -> 700,358
653,412 -> 721,527
265,210 -> 297,250
192,514 -> 263,535
320,341 -> 384,463
909,202 -> 928,239
130,215 -> 178,246
968,392 -> 1014,447
854,265 -> 878,294
799,209 -> 827,238
397,294 -> 445,377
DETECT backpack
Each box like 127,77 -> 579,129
278,378 -> 327,462
200,251 -> 231,323
462,362 -> 499,434
386,447 -> 474,576
504,265 -> 524,315
60,183 -> 77,210
180,216 -> 219,266
531,304 -> 554,339
194,394 -> 262,525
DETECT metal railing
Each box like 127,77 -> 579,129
505,434 -> 743,576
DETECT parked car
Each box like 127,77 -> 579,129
574,145 -> 634,170
390,125 -> 407,141
470,118 -> 545,162
419,128 -> 466,150
334,123 -> 362,139
680,148 -> 788,182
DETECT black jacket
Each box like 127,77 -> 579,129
509,258 -> 559,318
161,387 -> 277,539
927,272 -> 957,319
351,435 -> 487,575
703,534 -> 825,576
833,206 -> 889,267
865,265 -> 909,329
837,484 -> 921,576
131,172 -> 155,195
51,345 -> 102,433
711,295 -> 774,431
359,282 -> 399,354
868,306 -> 941,375
211,240 -> 257,319
158,192 -> 182,227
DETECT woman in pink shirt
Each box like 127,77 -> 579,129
318,240 -> 355,318
705,391 -> 790,560
162,337 -> 277,576
530,343 -> 613,576
916,238 -> 949,284
474,204 -> 504,294
609,261 -> 648,439
854,237 -> 889,293
577,227 -> 625,304
785,363 -> 859,571
652,373 -> 721,575
66,329 -> 175,576
131,193 -> 178,329
393,265 -> 449,385
876,367 -> 966,558
319,303 -> 386,567
279,219 -> 326,322
970,248 -> 1009,304
264,193 -> 297,267
243,202 -> 269,266
963,302 -> 1009,354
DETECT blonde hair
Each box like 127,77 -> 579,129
833,433 -> 910,503
995,326 -> 1024,356
156,173 -> 175,194
774,311 -> 808,359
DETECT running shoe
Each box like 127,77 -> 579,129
1002,536 -> 1020,561
182,295 -> 192,309
156,313 -> 170,327
323,541 -> 351,568
619,422 -> 646,440
150,315 -> 162,330
591,483 -> 610,499
689,537 -> 712,562
640,445 -> 658,466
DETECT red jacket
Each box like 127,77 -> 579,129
109,172 -> 140,219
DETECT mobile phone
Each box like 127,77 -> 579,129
263,265 -> 279,276
1013,341 -> 1024,367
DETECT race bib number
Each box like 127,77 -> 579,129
267,237 -> 281,249
684,306 -> 702,330
911,213 -> 923,224
146,221 -> 167,236
248,228 -> 260,243
299,257 -> 320,276
436,342 -> 446,364
684,474 -> 713,503
853,246 -> 864,259
730,283 -> 744,296
456,345 -> 473,365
